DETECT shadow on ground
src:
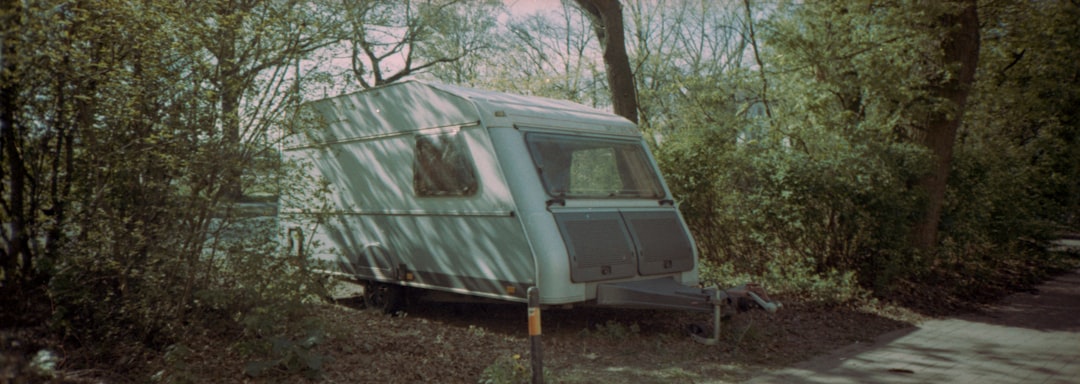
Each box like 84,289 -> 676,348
746,269 -> 1080,384
333,292 -> 914,383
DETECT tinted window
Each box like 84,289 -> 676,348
414,131 -> 478,197
526,133 -> 664,198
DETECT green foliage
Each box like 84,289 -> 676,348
579,320 -> 641,340
652,0 -> 1079,305
239,327 -> 329,380
2,0 -> 338,381
699,257 -> 865,305
894,0 -> 1080,302
478,354 -> 532,384
960,0 -> 1080,233
3,2 -> 1078,381
656,121 -> 926,297
155,344 -> 196,384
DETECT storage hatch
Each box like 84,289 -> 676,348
554,209 -> 694,283
622,210 -> 695,276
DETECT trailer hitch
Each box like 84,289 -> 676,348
690,283 -> 781,345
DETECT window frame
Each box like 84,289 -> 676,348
525,132 -> 665,199
413,130 -> 479,197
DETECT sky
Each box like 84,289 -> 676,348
503,0 -> 566,15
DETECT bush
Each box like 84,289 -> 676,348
655,123 -> 928,300
655,103 -> 1077,308
47,206 -> 335,377
479,354 -> 532,384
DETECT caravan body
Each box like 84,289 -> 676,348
281,81 -> 702,307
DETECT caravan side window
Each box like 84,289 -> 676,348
414,131 -> 478,197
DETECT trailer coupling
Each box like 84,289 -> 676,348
689,283 -> 781,345
595,278 -> 781,345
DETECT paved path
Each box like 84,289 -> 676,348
747,269 -> 1080,384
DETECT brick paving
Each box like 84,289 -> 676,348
746,269 -> 1080,384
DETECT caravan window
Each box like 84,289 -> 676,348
526,133 -> 664,199
414,131 -> 478,197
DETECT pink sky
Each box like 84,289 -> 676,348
503,0 -> 565,15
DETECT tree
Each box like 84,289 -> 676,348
624,0 -> 753,133
459,1 -> 603,104
764,1 -> 982,254
1,0 -> 28,286
184,0 -> 339,199
909,0 -> 980,252
3,3 -> 332,376
949,0 -> 1080,241
574,0 -> 638,123
343,0 -> 501,89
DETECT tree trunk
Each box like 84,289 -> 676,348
911,0 -> 980,252
221,80 -> 243,200
574,0 -> 638,124
1,0 -> 32,284
218,12 -> 244,200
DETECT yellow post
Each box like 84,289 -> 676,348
527,287 -> 543,383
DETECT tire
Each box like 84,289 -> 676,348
363,282 -> 405,315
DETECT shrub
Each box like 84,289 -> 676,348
655,123 -> 927,300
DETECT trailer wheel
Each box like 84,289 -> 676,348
364,282 -> 405,315
686,322 -> 710,338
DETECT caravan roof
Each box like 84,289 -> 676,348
292,81 -> 640,148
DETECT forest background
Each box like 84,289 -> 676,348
2,0 -> 1078,381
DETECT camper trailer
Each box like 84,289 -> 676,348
281,81 -> 776,339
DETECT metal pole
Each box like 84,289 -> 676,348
527,287 -> 543,384
690,289 -> 723,345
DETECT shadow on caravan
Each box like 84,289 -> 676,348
281,80 -> 778,344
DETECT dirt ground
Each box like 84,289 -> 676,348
176,291 -> 916,384
9,245 -> 1080,383
5,245 -> 1077,383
